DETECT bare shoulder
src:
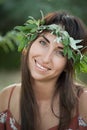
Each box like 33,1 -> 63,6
0,83 -> 21,113
79,87 -> 87,123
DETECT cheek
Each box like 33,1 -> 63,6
29,45 -> 45,59
29,44 -> 37,58
30,44 -> 36,53
29,42 -> 41,54
53,58 -> 67,71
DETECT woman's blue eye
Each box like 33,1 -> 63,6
39,40 -> 47,46
56,50 -> 64,57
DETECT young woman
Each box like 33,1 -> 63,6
0,11 -> 87,130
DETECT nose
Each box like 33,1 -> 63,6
42,50 -> 52,64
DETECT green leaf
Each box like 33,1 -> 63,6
63,47 -> 68,56
67,47 -> 73,59
40,10 -> 44,20
62,37 -> 69,46
61,31 -> 69,37
16,33 -> 28,51
69,37 -> 83,50
30,27 -> 38,33
80,55 -> 87,69
29,33 -> 38,42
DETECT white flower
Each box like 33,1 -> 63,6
10,117 -> 17,130
0,112 -> 7,123
78,116 -> 87,127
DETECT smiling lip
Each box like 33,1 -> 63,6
35,60 -> 51,72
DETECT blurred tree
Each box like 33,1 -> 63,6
0,0 -> 87,34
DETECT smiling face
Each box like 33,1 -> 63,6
28,32 -> 67,83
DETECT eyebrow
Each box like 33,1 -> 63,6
41,35 -> 50,43
58,46 -> 63,50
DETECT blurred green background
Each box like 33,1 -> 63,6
0,0 -> 87,90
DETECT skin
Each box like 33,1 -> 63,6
0,32 -> 87,130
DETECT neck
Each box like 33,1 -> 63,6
32,79 -> 57,101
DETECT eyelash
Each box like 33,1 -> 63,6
55,50 -> 64,57
39,40 -> 48,47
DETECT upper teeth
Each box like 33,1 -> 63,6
36,62 -> 47,71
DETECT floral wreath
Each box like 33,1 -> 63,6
14,13 -> 87,73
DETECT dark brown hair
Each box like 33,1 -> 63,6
20,11 -> 87,130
